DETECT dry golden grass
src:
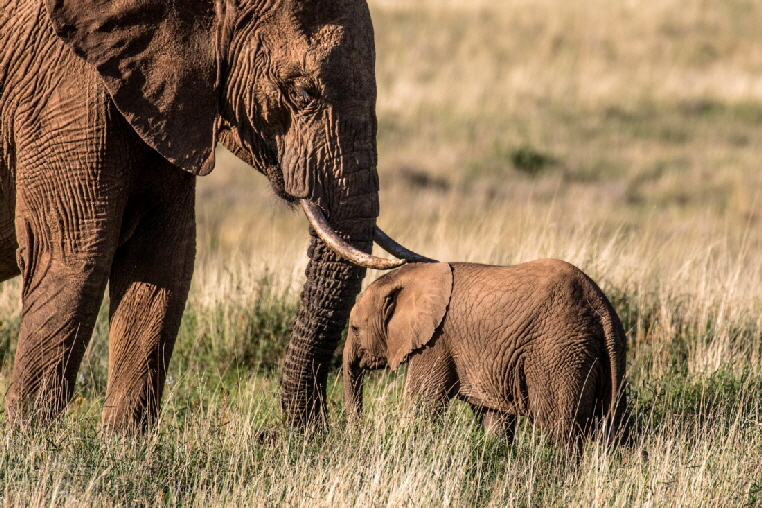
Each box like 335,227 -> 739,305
2,0 -> 762,505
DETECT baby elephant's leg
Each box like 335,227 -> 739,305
471,405 -> 517,443
483,409 -> 517,443
403,341 -> 457,419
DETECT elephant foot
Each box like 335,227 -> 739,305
6,378 -> 70,428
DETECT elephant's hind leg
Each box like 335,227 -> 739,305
103,167 -> 196,431
527,358 -> 599,452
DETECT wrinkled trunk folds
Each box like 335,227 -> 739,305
281,219 -> 372,429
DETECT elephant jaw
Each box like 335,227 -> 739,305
300,199 -> 435,270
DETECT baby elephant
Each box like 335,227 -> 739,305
343,260 -> 628,446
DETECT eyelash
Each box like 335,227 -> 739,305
288,83 -> 318,108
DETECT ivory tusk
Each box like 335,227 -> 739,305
300,200 -> 406,270
373,226 -> 437,263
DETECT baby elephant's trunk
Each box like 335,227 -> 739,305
343,341 -> 365,422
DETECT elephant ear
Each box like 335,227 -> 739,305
45,0 -> 220,175
386,263 -> 453,371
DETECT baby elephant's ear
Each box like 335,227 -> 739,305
386,263 -> 453,371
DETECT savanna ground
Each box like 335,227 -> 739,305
3,0 -> 762,505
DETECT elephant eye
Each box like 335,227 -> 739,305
288,84 -> 318,108
350,325 -> 360,335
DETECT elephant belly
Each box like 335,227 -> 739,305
456,376 -> 521,416
450,343 -> 528,416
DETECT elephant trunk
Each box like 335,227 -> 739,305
281,192 -> 374,429
284,204 -> 428,428
343,335 -> 365,423
281,89 -> 429,428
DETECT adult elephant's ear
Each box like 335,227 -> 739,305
386,263 -> 453,371
45,0 -> 220,175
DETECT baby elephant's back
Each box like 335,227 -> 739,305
448,259 -> 608,341
446,260 -> 618,414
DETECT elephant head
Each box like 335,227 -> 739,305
343,263 -> 452,420
46,0 -> 429,428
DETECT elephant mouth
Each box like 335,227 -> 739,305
263,163 -> 296,204
300,199 -> 436,270
260,154 -> 433,269
260,153 -> 432,270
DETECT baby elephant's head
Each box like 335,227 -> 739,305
343,262 -> 453,419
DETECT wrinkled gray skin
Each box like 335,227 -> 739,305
344,261 -> 629,446
0,0 -> 384,431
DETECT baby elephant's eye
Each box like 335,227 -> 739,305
350,325 -> 360,335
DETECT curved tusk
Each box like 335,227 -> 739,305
301,200 -> 406,270
373,227 -> 437,263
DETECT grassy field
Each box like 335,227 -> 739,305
3,0 -> 762,505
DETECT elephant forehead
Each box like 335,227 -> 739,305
305,24 -> 345,65
266,24 -> 345,77
351,295 -> 375,323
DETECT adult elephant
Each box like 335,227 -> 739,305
0,0 -> 425,431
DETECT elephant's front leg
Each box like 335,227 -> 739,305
103,165 -> 196,431
403,339 -> 458,418
8,231 -> 117,423
7,140 -> 127,423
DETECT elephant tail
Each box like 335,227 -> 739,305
589,281 -> 630,445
